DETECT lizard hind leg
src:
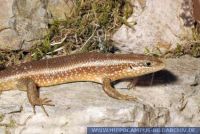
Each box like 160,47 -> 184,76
102,78 -> 137,101
17,78 -> 55,116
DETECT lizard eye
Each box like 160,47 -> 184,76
145,62 -> 151,67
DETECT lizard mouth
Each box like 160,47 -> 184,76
133,63 -> 165,76
153,63 -> 165,72
143,62 -> 165,75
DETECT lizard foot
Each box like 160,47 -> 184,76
32,98 -> 55,116
38,98 -> 55,106
17,78 -> 55,116
103,78 -> 137,101
127,78 -> 138,90
119,94 -> 137,101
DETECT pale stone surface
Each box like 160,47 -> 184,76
0,0 -> 13,29
112,0 -> 194,54
0,0 -> 74,50
0,0 -> 21,50
13,0 -> 49,50
0,55 -> 199,133
0,0 -> 49,50
0,29 -> 22,50
47,0 -> 74,19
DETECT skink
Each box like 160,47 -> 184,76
0,52 -> 165,116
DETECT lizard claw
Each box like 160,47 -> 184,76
40,98 -> 55,106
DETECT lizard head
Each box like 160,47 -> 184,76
124,54 -> 165,77
112,54 -> 165,79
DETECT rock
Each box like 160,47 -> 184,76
0,83 -> 170,134
0,0 -> 49,50
47,0 -> 74,20
0,0 -> 21,50
13,0 -> 49,50
0,0 -> 77,50
0,55 -> 199,133
0,0 -> 13,29
0,29 -> 22,50
193,0 -> 200,23
180,0 -> 194,27
112,0 -> 194,54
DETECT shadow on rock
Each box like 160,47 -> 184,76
136,69 -> 177,86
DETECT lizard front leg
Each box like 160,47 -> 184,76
127,78 -> 138,90
17,78 -> 54,116
102,78 -> 137,101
